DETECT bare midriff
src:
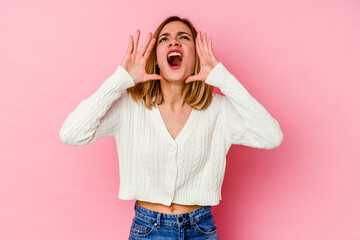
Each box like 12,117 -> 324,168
136,200 -> 203,215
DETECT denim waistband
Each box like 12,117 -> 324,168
134,201 -> 213,228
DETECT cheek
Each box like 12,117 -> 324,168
188,50 -> 196,64
156,50 -> 166,64
188,46 -> 196,61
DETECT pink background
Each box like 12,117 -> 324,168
1,0 -> 359,239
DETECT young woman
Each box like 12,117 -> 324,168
60,16 -> 283,239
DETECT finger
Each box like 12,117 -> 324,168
144,37 -> 155,59
185,74 -> 201,83
195,34 -> 200,57
145,74 -> 161,81
196,39 -> 206,65
196,32 -> 205,60
208,37 -> 215,57
139,32 -> 152,56
185,75 -> 195,84
199,32 -> 206,55
134,29 -> 140,53
127,35 -> 134,55
203,33 -> 210,55
195,32 -> 202,56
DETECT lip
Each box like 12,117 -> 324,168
167,49 -> 183,58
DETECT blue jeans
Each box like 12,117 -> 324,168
129,201 -> 220,239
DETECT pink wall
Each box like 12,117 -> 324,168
1,0 -> 359,239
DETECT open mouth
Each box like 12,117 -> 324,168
167,52 -> 182,70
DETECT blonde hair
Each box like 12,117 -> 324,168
126,16 -> 214,110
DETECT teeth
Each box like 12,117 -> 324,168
167,52 -> 182,60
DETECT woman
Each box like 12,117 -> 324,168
60,16 -> 283,239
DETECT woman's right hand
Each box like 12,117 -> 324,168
120,30 -> 161,84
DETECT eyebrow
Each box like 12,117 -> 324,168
159,32 -> 192,38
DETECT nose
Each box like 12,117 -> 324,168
168,38 -> 181,47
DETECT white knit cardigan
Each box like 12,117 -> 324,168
59,62 -> 283,206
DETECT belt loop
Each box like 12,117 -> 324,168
189,212 -> 196,228
155,213 -> 161,228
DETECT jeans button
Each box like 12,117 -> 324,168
179,217 -> 183,223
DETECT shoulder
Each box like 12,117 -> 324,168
212,93 -> 224,100
211,93 -> 226,107
208,93 -> 229,117
109,91 -> 135,114
199,93 -> 224,117
122,91 -> 148,112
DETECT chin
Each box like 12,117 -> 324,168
162,74 -> 186,82
161,66 -> 193,83
160,70 -> 184,82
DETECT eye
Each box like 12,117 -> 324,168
159,38 -> 168,43
180,36 -> 190,40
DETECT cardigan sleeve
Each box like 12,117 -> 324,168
59,65 -> 135,146
205,62 -> 283,149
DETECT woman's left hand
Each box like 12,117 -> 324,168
185,31 -> 219,83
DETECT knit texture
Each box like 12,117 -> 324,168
59,62 -> 283,206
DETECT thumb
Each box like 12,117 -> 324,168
185,75 -> 197,84
146,74 -> 162,81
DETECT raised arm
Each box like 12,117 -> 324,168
206,63 -> 283,149
59,30 -> 161,146
186,31 -> 283,149
59,66 -> 135,146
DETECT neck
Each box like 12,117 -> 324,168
159,77 -> 191,112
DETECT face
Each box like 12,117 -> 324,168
156,21 -> 196,82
